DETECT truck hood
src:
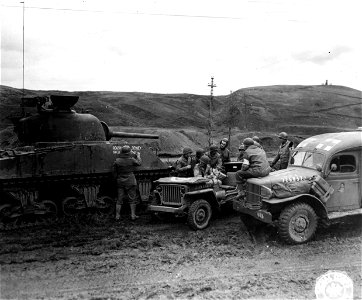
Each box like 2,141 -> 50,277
247,167 -> 320,188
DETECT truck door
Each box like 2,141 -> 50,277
325,152 -> 360,212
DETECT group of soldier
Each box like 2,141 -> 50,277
112,132 -> 293,220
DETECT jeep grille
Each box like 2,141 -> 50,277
159,184 -> 184,205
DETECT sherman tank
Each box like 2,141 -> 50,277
0,95 -> 170,229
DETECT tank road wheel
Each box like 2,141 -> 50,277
41,200 -> 58,221
278,202 -> 318,244
0,204 -> 14,228
61,197 -> 79,217
96,196 -> 115,217
187,199 -> 212,230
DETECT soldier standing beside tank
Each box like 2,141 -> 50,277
113,145 -> 142,221
270,132 -> 293,170
235,138 -> 270,198
175,147 -> 193,177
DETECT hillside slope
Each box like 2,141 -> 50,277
1,84 -> 361,155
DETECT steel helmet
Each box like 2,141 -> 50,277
209,145 -> 218,152
220,138 -> 229,144
252,136 -> 261,143
121,145 -> 131,153
196,148 -> 205,157
183,147 -> 193,155
200,155 -> 210,164
278,132 -> 288,140
243,138 -> 254,147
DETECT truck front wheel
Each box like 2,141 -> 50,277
278,202 -> 318,244
187,199 -> 212,230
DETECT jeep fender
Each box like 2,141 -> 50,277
263,193 -> 328,219
185,189 -> 219,212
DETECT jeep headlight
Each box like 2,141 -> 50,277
180,186 -> 186,195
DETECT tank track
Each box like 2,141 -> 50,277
0,169 -> 170,231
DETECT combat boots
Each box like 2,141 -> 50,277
130,204 -> 139,221
115,204 -> 122,220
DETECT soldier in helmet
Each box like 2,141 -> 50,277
219,138 -> 231,165
237,144 -> 245,161
235,138 -> 270,197
208,144 -> 223,171
194,155 -> 211,177
270,132 -> 293,170
252,136 -> 263,149
175,147 -> 193,177
194,155 -> 223,185
113,145 -> 142,221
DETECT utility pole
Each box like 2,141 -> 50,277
21,1 -> 25,116
228,91 -> 233,149
207,76 -> 216,147
243,92 -> 248,130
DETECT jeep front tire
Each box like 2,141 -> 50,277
187,199 -> 212,230
278,202 -> 318,244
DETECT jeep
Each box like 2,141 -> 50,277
233,129 -> 362,244
148,176 -> 238,230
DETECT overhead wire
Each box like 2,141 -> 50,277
1,4 -> 246,20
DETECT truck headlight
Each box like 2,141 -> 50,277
260,186 -> 273,199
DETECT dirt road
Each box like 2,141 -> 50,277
0,212 -> 361,299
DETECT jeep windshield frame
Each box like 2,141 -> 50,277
290,150 -> 326,170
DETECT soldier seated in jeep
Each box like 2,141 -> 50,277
235,138 -> 271,200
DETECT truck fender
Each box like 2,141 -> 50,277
264,194 -> 328,219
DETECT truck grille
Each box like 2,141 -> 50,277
160,184 -> 184,205
246,183 -> 262,209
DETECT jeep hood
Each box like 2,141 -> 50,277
247,167 -> 320,188
155,176 -> 210,185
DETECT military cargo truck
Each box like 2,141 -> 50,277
233,129 -> 362,244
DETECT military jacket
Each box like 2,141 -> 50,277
208,152 -> 223,170
243,145 -> 270,177
219,148 -> 231,164
271,140 -> 293,169
175,155 -> 193,177
193,163 -> 211,177
113,153 -> 142,186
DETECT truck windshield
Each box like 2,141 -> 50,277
291,151 -> 325,170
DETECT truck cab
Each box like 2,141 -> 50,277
233,130 -> 362,244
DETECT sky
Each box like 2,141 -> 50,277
1,0 -> 361,96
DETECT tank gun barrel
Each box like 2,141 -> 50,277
109,131 -> 159,139
100,121 -> 159,140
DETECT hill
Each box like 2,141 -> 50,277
1,84 -> 361,156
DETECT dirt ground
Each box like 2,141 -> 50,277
0,210 -> 361,300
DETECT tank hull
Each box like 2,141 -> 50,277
0,141 -> 170,229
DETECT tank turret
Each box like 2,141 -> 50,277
17,95 -> 159,144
